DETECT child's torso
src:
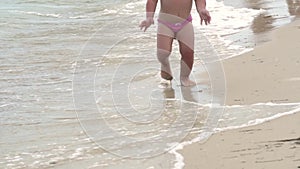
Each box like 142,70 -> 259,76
159,0 -> 193,22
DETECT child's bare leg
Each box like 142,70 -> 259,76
157,33 -> 174,81
157,48 -> 172,80
177,23 -> 196,86
179,42 -> 196,86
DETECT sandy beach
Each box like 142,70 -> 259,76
180,113 -> 300,169
2,1 -> 300,168
224,19 -> 300,105
180,19 -> 300,169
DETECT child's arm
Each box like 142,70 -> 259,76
139,0 -> 158,32
195,0 -> 211,25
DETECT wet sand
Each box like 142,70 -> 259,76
224,19 -> 300,105
180,19 -> 300,169
223,0 -> 300,50
180,112 -> 300,169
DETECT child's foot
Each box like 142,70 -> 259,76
161,70 -> 173,80
180,77 -> 196,86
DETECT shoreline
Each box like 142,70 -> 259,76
180,112 -> 300,169
179,19 -> 300,169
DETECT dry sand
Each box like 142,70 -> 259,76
180,19 -> 300,169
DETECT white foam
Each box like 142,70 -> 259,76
102,9 -> 118,15
68,147 -> 85,159
120,1 -> 145,15
192,0 -> 265,59
215,105 -> 300,132
200,0 -> 265,34
169,132 -> 213,169
0,103 -> 12,108
11,10 -> 62,18
231,102 -> 300,107
258,102 -> 300,106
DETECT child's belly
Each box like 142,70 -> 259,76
159,0 -> 192,22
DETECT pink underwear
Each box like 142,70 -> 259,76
158,15 -> 192,33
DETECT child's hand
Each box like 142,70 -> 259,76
139,18 -> 154,32
199,9 -> 211,25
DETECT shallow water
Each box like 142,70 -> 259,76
1,0 -> 300,168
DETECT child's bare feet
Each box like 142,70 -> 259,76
161,70 -> 173,80
180,76 -> 196,86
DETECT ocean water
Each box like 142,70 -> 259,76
1,0 -> 300,168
